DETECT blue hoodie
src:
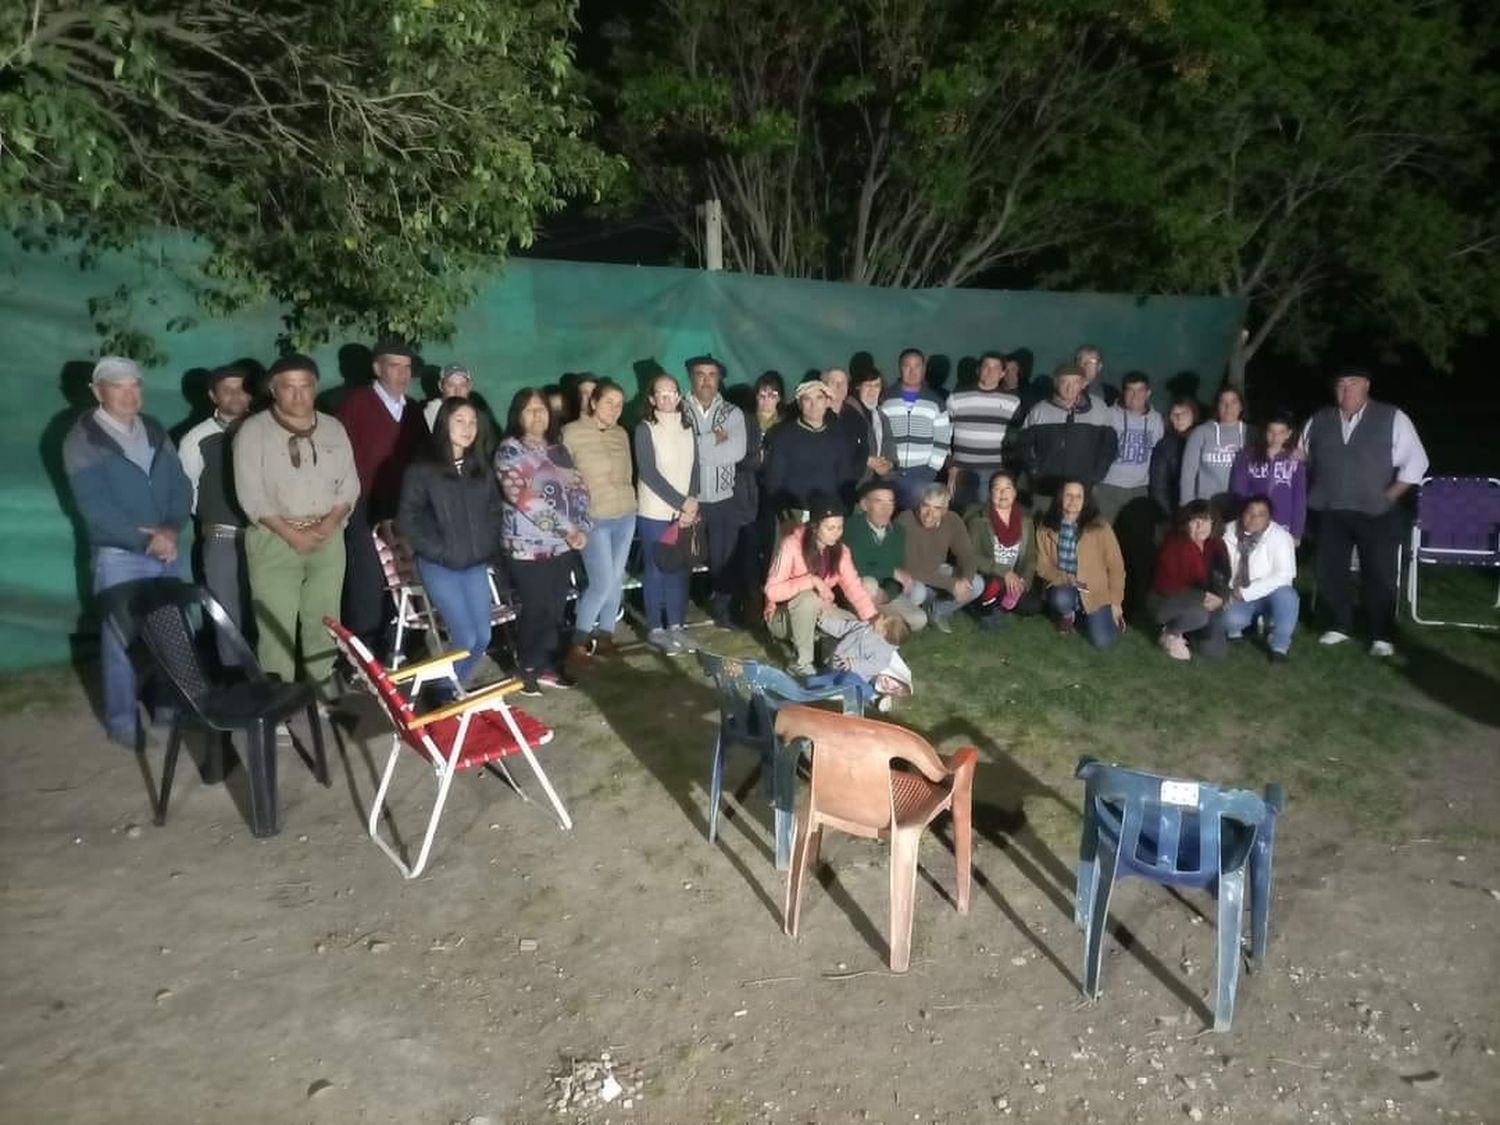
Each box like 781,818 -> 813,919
62,410 -> 192,551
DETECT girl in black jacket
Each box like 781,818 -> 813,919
396,398 -> 505,687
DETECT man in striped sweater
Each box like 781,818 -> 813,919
879,347 -> 951,510
945,350 -> 1022,511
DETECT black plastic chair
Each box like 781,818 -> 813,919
113,578 -> 328,837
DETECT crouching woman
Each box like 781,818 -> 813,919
1035,479 -> 1125,648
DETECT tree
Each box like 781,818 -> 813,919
1,0 -> 619,352
1075,0 -> 1500,385
601,0 -> 1148,287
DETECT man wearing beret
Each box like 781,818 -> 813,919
234,355 -> 359,695
63,356 -> 193,748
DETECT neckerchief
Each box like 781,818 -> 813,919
271,407 -> 318,468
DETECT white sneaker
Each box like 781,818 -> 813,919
669,626 -> 698,653
1318,630 -> 1351,646
875,694 -> 894,713
1370,640 -> 1395,658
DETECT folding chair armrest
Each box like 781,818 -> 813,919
388,649 -> 472,684
408,677 -> 524,727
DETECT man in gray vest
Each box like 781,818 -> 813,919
1301,366 -> 1428,657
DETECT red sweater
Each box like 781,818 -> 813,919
1153,534 -> 1226,597
337,386 -> 426,517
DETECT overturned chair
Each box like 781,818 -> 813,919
1074,757 -> 1284,1032
774,704 -> 976,973
324,617 -> 570,878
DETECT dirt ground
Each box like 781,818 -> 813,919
2,645 -> 1498,1125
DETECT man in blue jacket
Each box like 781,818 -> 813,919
63,356 -> 192,748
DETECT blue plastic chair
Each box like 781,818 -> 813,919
695,651 -> 865,869
1074,757 -> 1285,1031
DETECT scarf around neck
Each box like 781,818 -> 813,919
271,407 -> 319,467
1233,527 -> 1264,590
988,504 -> 1023,548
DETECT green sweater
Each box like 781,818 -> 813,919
964,505 -> 1037,583
844,513 -> 907,582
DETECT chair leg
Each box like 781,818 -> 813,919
155,719 -> 183,826
306,702 -> 330,787
200,730 -> 226,785
888,826 -> 923,973
952,802 -> 973,915
1075,811 -> 1100,931
1214,869 -> 1247,1032
707,731 -> 726,845
1248,830 -> 1276,963
498,707 -> 572,830
406,760 -> 458,880
784,822 -> 819,938
1082,836 -> 1120,1000
243,719 -> 280,838
771,737 -> 801,872
367,736 -> 409,873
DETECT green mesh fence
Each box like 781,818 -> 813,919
0,234 -> 1244,672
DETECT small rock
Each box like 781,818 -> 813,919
465,1116 -> 498,1125
367,939 -> 390,953
1186,1107 -> 1204,1122
125,824 -> 143,839
297,834 -> 308,843
518,938 -> 539,953
993,1096 -> 1010,1110
307,1079 -> 334,1098
1010,956 -> 1028,967
314,941 -> 327,954
154,988 -> 173,1004
599,1074 -> 623,1103
1402,1070 -> 1442,1091
733,1008 -> 748,1018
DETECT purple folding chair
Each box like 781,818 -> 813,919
1407,476 -> 1500,629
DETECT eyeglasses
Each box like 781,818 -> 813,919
757,389 -> 780,398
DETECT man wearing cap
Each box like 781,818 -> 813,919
234,355 -> 359,693
1300,366 -> 1429,657
879,348 -> 952,510
336,338 -> 426,653
684,355 -> 751,628
177,364 -> 253,659
1018,363 -> 1118,512
761,378 -> 856,519
63,357 -> 193,747
423,363 -> 474,430
843,478 -> 928,632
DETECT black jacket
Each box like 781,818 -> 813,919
396,458 -> 505,570
762,420 -> 853,512
1149,431 -> 1187,517
1018,393 -> 1118,496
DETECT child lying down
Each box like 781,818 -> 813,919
805,611 -> 914,712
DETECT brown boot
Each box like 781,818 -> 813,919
591,634 -> 619,658
565,642 -> 592,670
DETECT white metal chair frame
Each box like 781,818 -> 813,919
328,623 -> 572,879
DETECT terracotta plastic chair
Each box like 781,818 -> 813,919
323,617 -> 571,878
774,704 -> 977,972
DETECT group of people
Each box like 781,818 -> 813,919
63,339 -> 1429,745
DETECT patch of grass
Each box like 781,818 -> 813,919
0,663 -> 79,712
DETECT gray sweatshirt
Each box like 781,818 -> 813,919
1102,406 -> 1165,490
1180,420 -> 1248,502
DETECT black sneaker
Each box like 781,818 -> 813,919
518,676 -> 543,697
1269,650 -> 1290,665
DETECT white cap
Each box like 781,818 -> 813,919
92,356 -> 143,385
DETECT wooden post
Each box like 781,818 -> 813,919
702,198 -> 724,271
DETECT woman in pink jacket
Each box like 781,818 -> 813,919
763,493 -> 877,676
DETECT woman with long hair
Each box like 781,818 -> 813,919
561,378 -> 635,660
1230,408 -> 1306,542
634,372 -> 701,654
495,387 -> 592,695
1181,386 -> 1252,511
396,397 -> 505,689
1035,479 -> 1126,648
1150,499 -> 1229,661
763,492 -> 877,676
965,470 -> 1040,628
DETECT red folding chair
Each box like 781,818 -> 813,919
324,617 -> 572,878
371,521 -> 442,667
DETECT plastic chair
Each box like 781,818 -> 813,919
1074,757 -> 1285,1032
694,651 -> 866,869
775,704 -> 977,972
323,617 -> 571,878
1407,476 -> 1500,629
109,578 -> 328,838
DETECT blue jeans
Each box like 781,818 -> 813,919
1223,585 -> 1300,655
415,557 -> 492,684
1045,584 -> 1121,649
575,513 -> 636,639
910,567 -> 984,621
94,546 -> 181,741
638,516 -> 688,629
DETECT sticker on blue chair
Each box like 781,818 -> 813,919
1159,780 -> 1200,807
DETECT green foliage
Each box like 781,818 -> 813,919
1070,0 -> 1500,375
1,0 -> 620,352
601,0 -> 1151,286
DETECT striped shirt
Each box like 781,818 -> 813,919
879,386 -> 951,472
946,388 -> 1021,469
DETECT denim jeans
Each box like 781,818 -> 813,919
909,565 -> 984,622
94,546 -> 181,741
638,516 -> 688,630
575,513 -> 636,639
1223,585 -> 1300,655
1045,584 -> 1121,649
415,557 -> 493,684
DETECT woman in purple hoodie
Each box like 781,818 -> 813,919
1229,409 -> 1306,543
